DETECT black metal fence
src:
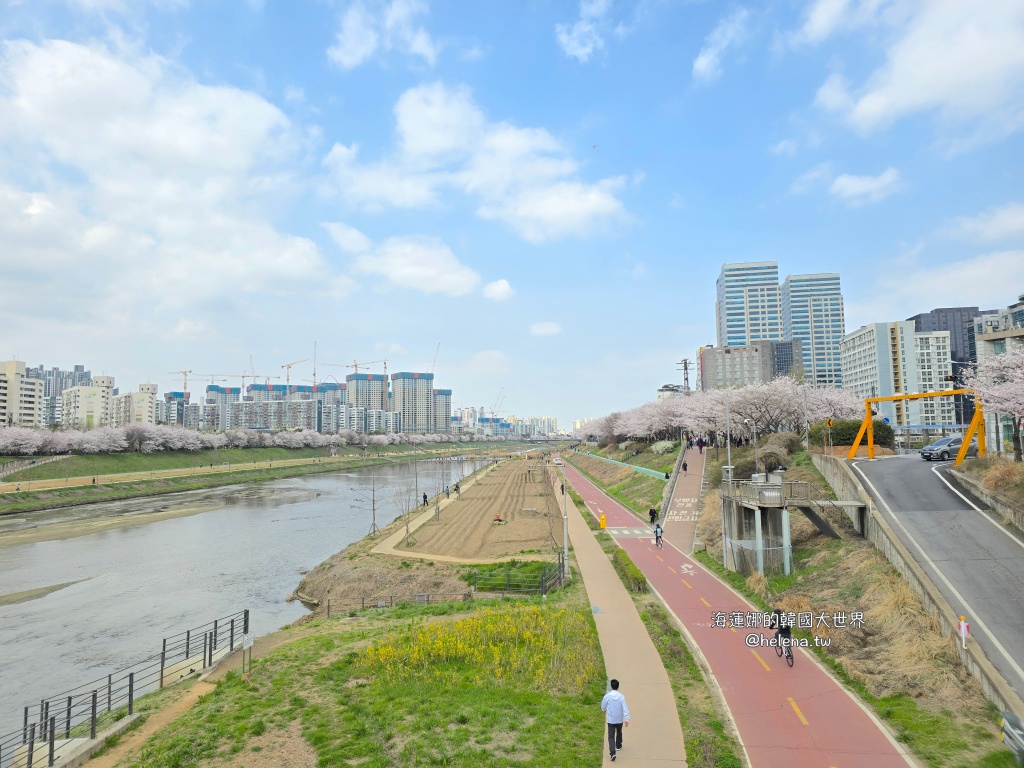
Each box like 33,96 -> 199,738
0,609 -> 248,768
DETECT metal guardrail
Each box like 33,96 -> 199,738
0,609 -> 248,768
723,479 -> 855,533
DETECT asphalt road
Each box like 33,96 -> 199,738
853,455 -> 1024,697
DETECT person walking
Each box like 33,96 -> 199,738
649,507 -> 657,525
682,460 -> 688,476
423,492 -> 428,507
601,679 -> 630,761
445,485 -> 450,499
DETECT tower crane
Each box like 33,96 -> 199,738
168,370 -> 193,399
323,359 -> 388,377
430,343 -> 440,374
281,359 -> 308,395
490,388 -> 504,421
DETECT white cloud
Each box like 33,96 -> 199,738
789,0 -> 895,46
483,279 -> 515,301
0,39 -> 351,341
328,0 -> 437,71
350,234 -> 480,296
323,81 -> 629,243
556,0 -> 612,62
788,162 -> 833,194
828,167 -> 900,205
953,202 -> 1024,242
530,321 -> 563,336
771,139 -> 798,156
323,221 -> 373,253
813,3 -> 1024,140
692,8 -> 749,84
847,249 -> 1024,329
814,73 -> 853,112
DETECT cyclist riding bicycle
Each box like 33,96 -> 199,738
654,523 -> 663,547
771,609 -> 793,654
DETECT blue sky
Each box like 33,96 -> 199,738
2,0 -> 1023,427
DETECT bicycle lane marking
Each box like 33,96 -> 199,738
564,464 -> 915,768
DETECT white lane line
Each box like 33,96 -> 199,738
930,465 -> 1024,554
854,462 -> 1024,686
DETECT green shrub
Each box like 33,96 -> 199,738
611,548 -> 647,592
729,457 -> 757,481
810,419 -> 894,449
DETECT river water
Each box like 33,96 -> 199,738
0,458 -> 489,737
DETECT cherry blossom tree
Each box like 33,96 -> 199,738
964,345 -> 1024,461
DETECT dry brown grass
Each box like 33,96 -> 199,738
982,457 -> 1024,492
697,492 -> 722,558
571,454 -> 635,486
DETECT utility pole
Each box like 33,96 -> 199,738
677,359 -> 692,392
559,461 -> 570,583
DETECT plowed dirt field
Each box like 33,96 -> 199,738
406,460 -> 565,559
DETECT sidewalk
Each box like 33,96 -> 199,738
554,467 -> 688,766
662,448 -> 706,553
564,463 -> 916,768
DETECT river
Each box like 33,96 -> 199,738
0,457 -> 489,737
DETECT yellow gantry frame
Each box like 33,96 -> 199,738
847,389 -> 986,466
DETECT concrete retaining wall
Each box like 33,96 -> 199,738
949,468 -> 1024,534
813,453 -> 1024,720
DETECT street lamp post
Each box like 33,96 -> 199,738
745,419 -> 759,474
559,461 -> 570,583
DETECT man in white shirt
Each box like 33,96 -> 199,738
600,678 -> 630,761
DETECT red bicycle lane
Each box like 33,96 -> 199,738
563,463 -> 914,768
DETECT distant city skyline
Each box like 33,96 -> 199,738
2,2 -> 1023,425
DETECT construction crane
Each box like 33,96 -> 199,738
168,370 -> 193,399
324,359 -> 388,377
490,388 -> 504,421
281,359 -> 308,394
430,343 -> 441,374
194,374 -> 229,387
204,372 -> 278,397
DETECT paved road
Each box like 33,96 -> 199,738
563,463 -> 914,768
853,455 -> 1024,697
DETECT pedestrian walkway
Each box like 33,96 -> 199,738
663,448 -> 705,553
553,466 -> 688,766
563,463 -> 916,768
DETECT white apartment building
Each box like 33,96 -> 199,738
111,383 -> 160,427
205,385 -> 242,430
840,322 -> 955,428
346,373 -> 388,412
390,372 -> 434,433
62,375 -> 116,429
432,389 -> 452,433
0,360 -> 44,428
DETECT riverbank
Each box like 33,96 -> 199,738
0,445 -> 529,517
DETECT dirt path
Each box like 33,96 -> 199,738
87,680 -> 216,768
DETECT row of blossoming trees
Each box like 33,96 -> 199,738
0,424 -> 513,456
584,349 -> 1024,462
581,378 -> 864,445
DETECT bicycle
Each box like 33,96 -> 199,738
655,534 -> 664,549
774,631 -> 794,667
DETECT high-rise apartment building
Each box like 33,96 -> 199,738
111,382 -> 159,427
61,375 -> 116,429
716,262 -> 782,347
698,341 -> 803,390
25,363 -> 92,426
346,373 -> 388,412
782,273 -> 845,386
840,322 -> 955,428
390,372 -> 434,433
205,385 -> 241,430
0,360 -> 44,428
432,389 -> 452,433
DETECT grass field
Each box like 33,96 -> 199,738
584,441 -> 680,475
6,444 -> 449,481
567,454 -> 665,516
122,600 -> 605,767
